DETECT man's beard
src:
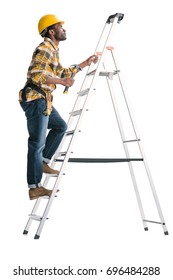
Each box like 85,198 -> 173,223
54,33 -> 66,41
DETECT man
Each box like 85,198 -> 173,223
19,14 -> 98,200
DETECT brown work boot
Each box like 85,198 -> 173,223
43,162 -> 59,175
29,186 -> 53,200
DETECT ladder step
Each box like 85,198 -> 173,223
87,70 -> 119,76
65,130 -> 75,136
45,173 -> 59,177
54,151 -> 67,161
69,109 -> 82,116
123,139 -> 140,143
57,151 -> 67,156
77,88 -> 90,96
29,214 -> 42,221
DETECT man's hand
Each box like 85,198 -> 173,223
60,77 -> 75,87
79,55 -> 99,69
86,55 -> 99,66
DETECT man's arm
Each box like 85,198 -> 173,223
45,76 -> 74,87
45,55 -> 98,86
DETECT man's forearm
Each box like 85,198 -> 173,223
45,76 -> 63,85
45,76 -> 74,87
78,60 -> 88,70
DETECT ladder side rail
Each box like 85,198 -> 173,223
50,93 -> 89,172
53,16 -> 119,161
35,44 -> 119,238
74,15 -> 120,96
48,23 -> 114,181
23,198 -> 42,234
133,140 -> 168,232
84,20 -> 111,77
110,49 -> 141,142
34,132 -> 78,238
44,136 -> 65,187
50,22 -> 114,164
66,20 -> 111,103
110,50 -> 168,232
34,125 -> 85,238
50,22 -> 111,163
66,76 -> 92,118
106,77 -> 148,230
34,170 -> 66,238
69,20 -> 120,133
64,91 -> 88,129
52,96 -> 84,161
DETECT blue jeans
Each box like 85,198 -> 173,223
20,99 -> 67,188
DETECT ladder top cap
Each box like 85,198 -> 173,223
106,13 -> 124,24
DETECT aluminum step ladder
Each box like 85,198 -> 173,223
23,13 -> 168,239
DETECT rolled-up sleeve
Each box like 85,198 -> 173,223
56,63 -> 78,78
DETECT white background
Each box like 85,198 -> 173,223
1,0 -> 173,279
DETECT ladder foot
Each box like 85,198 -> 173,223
23,230 -> 28,235
144,227 -> 149,231
164,231 -> 169,235
34,234 -> 40,239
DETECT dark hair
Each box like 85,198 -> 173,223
41,23 -> 56,38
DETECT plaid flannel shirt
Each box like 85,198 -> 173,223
19,37 -> 78,114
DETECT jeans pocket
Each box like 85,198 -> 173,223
20,99 -> 47,120
37,99 -> 47,115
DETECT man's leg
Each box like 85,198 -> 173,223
20,99 -> 53,199
42,106 -> 67,170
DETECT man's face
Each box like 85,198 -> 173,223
52,23 -> 66,41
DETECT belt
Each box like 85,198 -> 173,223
21,82 -> 46,101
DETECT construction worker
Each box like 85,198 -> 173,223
19,14 -> 98,200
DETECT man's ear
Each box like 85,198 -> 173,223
49,29 -> 55,36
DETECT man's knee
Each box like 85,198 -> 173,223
55,121 -> 67,133
61,121 -> 67,132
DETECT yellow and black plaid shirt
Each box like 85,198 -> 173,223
19,37 -> 78,114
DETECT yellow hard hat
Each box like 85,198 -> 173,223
38,14 -> 64,35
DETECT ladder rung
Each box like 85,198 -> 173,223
29,214 -> 42,221
87,70 -> 119,76
54,152 -> 67,161
54,152 -> 67,162
77,88 -> 90,96
55,151 -> 67,157
67,158 -> 143,163
69,109 -> 82,116
45,173 -> 59,177
123,139 -> 140,143
40,194 -> 56,199
65,130 -> 74,136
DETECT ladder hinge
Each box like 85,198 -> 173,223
106,13 -> 124,24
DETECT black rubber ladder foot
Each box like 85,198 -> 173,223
164,231 -> 169,235
144,227 -> 149,231
23,230 -> 28,235
34,234 -> 40,239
